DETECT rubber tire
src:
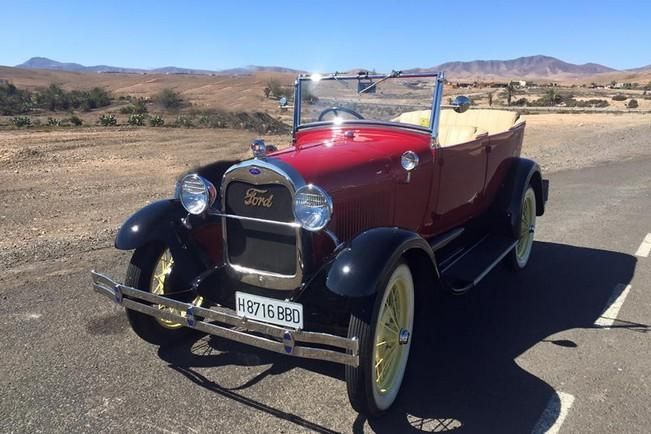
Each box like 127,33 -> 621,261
124,242 -> 200,346
508,186 -> 536,271
345,261 -> 414,417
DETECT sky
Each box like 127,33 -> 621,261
2,0 -> 650,72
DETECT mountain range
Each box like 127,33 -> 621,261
16,57 -> 303,76
14,55 -> 651,80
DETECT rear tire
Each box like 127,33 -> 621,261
345,261 -> 415,417
125,243 -> 202,346
508,186 -> 536,271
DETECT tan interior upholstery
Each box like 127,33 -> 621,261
392,109 -> 520,147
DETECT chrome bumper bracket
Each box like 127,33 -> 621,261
91,270 -> 359,367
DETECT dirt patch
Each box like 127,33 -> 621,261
0,114 -> 649,277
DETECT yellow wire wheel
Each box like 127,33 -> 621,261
514,186 -> 536,268
346,261 -> 415,415
150,249 -> 204,329
371,263 -> 414,409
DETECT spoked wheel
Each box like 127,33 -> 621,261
346,261 -> 415,417
125,243 -> 204,346
508,186 -> 536,270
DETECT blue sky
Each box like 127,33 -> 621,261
2,0 -> 650,71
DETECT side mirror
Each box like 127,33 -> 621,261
452,95 -> 471,113
279,96 -> 288,107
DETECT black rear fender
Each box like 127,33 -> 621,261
498,158 -> 548,239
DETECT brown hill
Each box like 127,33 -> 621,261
0,66 -> 295,111
408,55 -> 616,80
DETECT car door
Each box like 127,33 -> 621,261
433,136 -> 488,232
483,125 -> 524,207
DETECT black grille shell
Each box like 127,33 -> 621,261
225,181 -> 297,275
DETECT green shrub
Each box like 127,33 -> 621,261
98,113 -> 117,126
68,115 -> 83,126
11,116 -> 32,127
35,84 -> 111,112
127,113 -> 146,126
627,99 -> 638,109
198,114 -> 211,126
47,117 -> 62,126
612,94 -> 627,101
158,89 -> 183,111
0,83 -> 33,115
120,98 -> 148,114
149,115 -> 164,127
174,116 -> 193,128
266,79 -> 284,97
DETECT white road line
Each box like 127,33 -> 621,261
594,283 -> 632,328
635,233 -> 651,258
532,391 -> 575,434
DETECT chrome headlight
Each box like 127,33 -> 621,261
293,184 -> 333,231
177,174 -> 217,215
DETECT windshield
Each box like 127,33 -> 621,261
295,72 -> 439,130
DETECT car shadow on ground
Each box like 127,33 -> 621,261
158,241 -> 643,433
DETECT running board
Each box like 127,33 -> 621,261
440,234 -> 517,294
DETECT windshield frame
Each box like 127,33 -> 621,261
292,71 -> 445,141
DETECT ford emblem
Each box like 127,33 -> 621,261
249,167 -> 261,175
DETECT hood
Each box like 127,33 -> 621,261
269,125 -> 431,194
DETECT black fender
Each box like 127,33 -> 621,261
115,199 -> 207,287
325,227 -> 438,298
117,158 -> 240,250
115,199 -> 187,250
177,159 -> 240,189
500,158 -> 547,239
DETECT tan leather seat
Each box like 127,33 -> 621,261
392,108 -> 520,147
438,125 -> 483,146
440,109 -> 519,135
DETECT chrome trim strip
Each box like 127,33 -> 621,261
221,159 -> 306,290
208,211 -> 301,228
91,271 -> 359,367
472,240 -> 518,286
296,120 -> 432,135
439,234 -> 489,273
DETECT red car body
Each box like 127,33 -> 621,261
91,71 -> 548,417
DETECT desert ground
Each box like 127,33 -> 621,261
1,62 -> 651,433
1,112 -> 649,276
1,111 -> 650,433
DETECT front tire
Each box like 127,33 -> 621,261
125,243 -> 203,346
508,186 -> 536,270
346,261 -> 415,417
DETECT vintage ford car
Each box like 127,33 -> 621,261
92,71 -> 549,416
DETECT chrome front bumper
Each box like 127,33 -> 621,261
90,271 -> 359,367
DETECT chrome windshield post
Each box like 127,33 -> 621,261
430,71 -> 445,146
292,78 -> 301,136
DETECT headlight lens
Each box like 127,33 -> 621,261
293,184 -> 333,231
177,174 -> 216,215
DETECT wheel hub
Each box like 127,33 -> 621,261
399,329 -> 410,345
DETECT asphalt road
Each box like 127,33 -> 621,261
1,156 -> 650,433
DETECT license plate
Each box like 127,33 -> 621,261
235,292 -> 303,329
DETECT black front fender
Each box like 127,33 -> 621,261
114,199 -> 187,250
325,228 -> 437,298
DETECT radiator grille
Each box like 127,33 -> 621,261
225,181 -> 297,275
